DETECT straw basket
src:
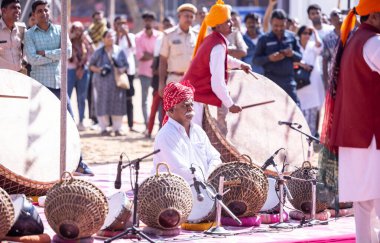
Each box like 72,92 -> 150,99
207,155 -> 268,218
138,163 -> 193,230
0,186 -> 15,239
44,172 -> 108,240
287,161 -> 328,213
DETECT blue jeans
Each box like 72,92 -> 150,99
47,87 -> 74,119
68,68 -> 90,122
139,75 -> 152,126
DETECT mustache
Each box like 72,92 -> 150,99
186,111 -> 195,117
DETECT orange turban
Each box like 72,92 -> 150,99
192,0 -> 231,57
341,0 -> 380,46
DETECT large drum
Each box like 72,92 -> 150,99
45,172 -> 108,240
0,187 -> 14,239
138,163 -> 193,230
203,70 -> 311,174
287,161 -> 328,213
207,156 -> 268,218
0,69 -> 80,196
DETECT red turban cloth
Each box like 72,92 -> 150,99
162,80 -> 195,125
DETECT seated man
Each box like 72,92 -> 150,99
152,81 -> 221,184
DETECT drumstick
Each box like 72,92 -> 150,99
0,94 -> 28,99
242,100 -> 275,109
248,70 -> 259,80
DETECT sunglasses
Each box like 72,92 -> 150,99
302,32 -> 312,36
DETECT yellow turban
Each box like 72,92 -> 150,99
341,0 -> 380,46
192,0 -> 231,57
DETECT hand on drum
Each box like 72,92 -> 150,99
229,104 -> 242,113
240,63 -> 252,74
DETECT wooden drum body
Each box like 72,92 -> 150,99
0,187 -> 14,239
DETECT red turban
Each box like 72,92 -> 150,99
162,80 -> 195,125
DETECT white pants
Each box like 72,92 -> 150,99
353,199 -> 380,243
97,115 -> 123,132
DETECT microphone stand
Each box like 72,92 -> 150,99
105,150 -> 160,243
268,157 -> 296,229
281,123 -> 321,226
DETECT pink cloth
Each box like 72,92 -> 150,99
221,216 -> 261,227
135,29 -> 160,77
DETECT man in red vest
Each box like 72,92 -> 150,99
182,0 -> 251,127
326,0 -> 380,241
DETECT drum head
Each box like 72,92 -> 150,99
0,69 -> 80,182
207,70 -> 312,172
101,192 -> 131,230
10,194 -> 24,220
260,177 -> 279,212
187,184 -> 215,223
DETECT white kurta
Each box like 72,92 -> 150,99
338,35 -> 380,202
152,118 -> 222,185
297,41 -> 325,110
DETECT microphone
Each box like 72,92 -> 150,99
261,148 -> 284,171
190,165 -> 204,201
278,121 -> 302,129
114,154 -> 123,189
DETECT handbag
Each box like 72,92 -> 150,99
294,65 -> 313,90
106,50 -> 130,90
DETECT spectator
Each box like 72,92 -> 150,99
263,0 -> 277,33
135,11 -> 160,131
227,10 -> 248,59
89,29 -> 129,136
68,21 -> 94,131
87,11 -> 107,47
24,0 -> 93,176
0,0 -> 25,72
114,16 -> 137,133
322,9 -> 343,89
286,17 -> 300,33
307,4 -> 334,40
242,12 -> 264,75
193,6 -> 208,32
27,12 -> 35,29
295,26 -> 324,137
253,9 -> 302,105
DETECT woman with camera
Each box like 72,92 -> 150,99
89,29 -> 129,136
295,26 -> 324,137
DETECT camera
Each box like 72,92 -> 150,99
100,64 -> 112,77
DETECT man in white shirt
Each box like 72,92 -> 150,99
152,81 -> 221,184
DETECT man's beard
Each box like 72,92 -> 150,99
145,25 -> 152,30
312,18 -> 322,26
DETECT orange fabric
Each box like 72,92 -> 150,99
341,0 -> 380,46
192,0 -> 230,57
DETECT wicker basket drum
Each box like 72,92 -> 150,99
138,163 -> 193,230
0,187 -> 15,239
207,156 -> 268,218
287,161 -> 329,213
44,172 -> 108,240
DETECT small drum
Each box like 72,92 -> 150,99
187,183 -> 215,223
7,194 -> 44,236
207,156 -> 268,218
101,192 -> 132,231
138,163 -> 193,230
0,187 -> 14,239
260,177 -> 280,213
0,70 -> 80,196
287,161 -> 328,213
45,172 -> 108,240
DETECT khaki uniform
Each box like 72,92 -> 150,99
160,25 -> 198,83
227,30 -> 248,54
0,19 -> 25,72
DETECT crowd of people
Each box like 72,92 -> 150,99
1,0 -> 380,241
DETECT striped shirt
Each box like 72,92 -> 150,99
24,23 -> 72,89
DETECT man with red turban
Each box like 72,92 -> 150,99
323,0 -> 380,241
182,0 -> 252,127
152,81 -> 221,184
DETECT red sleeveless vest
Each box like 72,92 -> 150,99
182,32 -> 228,107
330,23 -> 380,149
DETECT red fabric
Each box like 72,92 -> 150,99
162,80 -> 195,125
147,90 -> 162,135
183,31 -> 228,107
329,23 -> 380,149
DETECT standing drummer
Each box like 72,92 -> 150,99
152,81 -> 221,184
182,0 -> 252,128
